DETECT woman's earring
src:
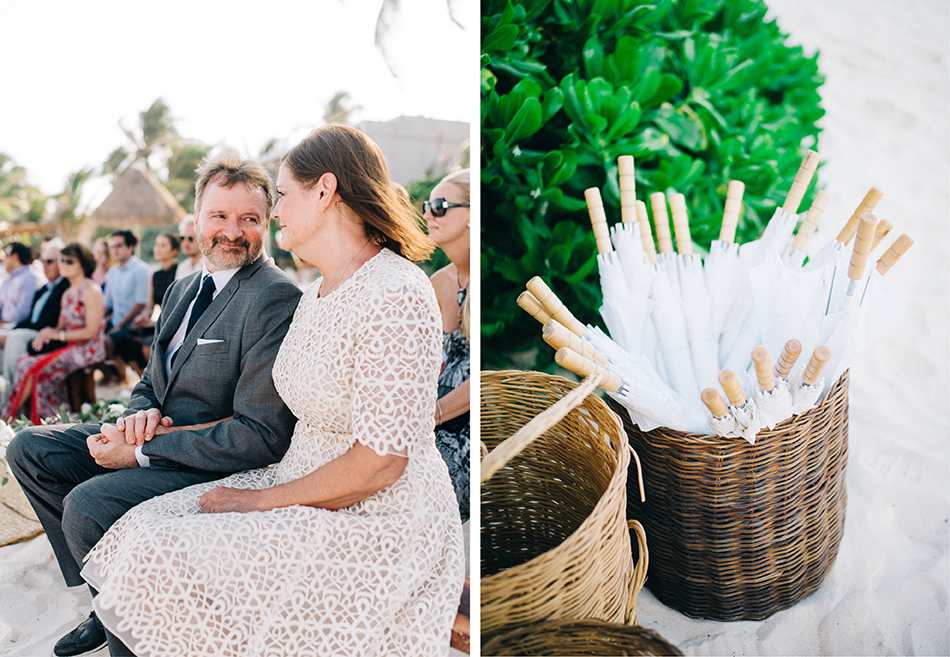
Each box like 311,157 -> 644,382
466,223 -> 471,227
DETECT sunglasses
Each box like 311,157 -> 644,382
179,235 -> 196,242
424,198 -> 469,218
42,258 -> 57,265
59,257 -> 76,265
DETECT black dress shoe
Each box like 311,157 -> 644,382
53,612 -> 107,656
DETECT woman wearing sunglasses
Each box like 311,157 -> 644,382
4,243 -> 106,423
424,168 -> 471,524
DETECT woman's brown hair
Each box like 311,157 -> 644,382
282,125 -> 435,263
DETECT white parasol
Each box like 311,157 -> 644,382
705,180 -> 746,346
585,187 -> 643,351
720,150 -> 821,371
647,191 -> 700,402
750,346 -> 794,431
784,190 -> 831,267
789,345 -> 832,413
670,192 -> 719,391
608,157 -> 657,357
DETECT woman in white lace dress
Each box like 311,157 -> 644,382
82,125 -> 465,656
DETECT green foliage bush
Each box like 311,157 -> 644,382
481,0 -> 824,369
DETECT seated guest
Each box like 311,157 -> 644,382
110,233 -> 180,372
102,231 -> 150,333
91,238 -> 113,292
0,242 -> 70,383
424,168 -> 472,523
102,230 -> 150,383
0,242 -> 44,327
174,215 -> 203,280
4,243 -> 106,424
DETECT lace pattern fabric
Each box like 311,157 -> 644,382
83,249 -> 464,656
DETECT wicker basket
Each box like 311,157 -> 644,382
482,619 -> 684,656
608,371 -> 850,621
481,370 -> 648,640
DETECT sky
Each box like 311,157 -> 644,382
0,0 -> 477,208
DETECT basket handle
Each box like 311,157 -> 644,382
624,519 -> 649,625
480,373 -> 604,483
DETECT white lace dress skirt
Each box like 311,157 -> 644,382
82,250 -> 465,656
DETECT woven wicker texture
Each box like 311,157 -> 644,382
609,371 -> 850,621
482,619 -> 684,656
480,370 -> 648,640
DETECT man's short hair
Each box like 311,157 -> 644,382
111,230 -> 138,249
194,148 -> 274,218
6,242 -> 34,265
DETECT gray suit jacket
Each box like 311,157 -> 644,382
125,256 -> 302,473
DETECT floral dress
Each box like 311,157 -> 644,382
435,288 -> 470,523
4,281 -> 105,424
82,249 -> 464,656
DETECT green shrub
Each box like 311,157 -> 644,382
481,0 -> 824,369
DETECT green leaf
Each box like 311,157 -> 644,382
483,24 -> 519,53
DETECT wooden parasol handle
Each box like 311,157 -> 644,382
480,373 -> 604,483
517,291 -> 553,325
802,345 -> 831,386
701,388 -> 729,419
719,369 -> 746,407
782,150 -> 820,214
585,187 -> 613,255
650,192 -> 674,254
619,156 -> 637,224
871,218 -> 893,251
875,233 -> 914,275
836,186 -> 885,245
543,319 -> 608,364
669,193 -> 693,256
774,339 -> 803,379
848,213 -> 878,282
752,346 -> 775,392
719,180 -> 745,243
635,200 -> 658,264
554,347 -> 622,392
792,190 -> 831,253
525,277 -> 587,337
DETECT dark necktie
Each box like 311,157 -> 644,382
186,275 -> 216,336
171,275 -> 215,367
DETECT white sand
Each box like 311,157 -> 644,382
629,1 -> 950,655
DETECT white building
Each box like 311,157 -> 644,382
355,116 -> 469,185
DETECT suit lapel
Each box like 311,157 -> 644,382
151,274 -> 201,399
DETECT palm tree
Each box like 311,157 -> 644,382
104,98 -> 179,180
374,0 -> 464,76
323,91 -> 363,126
165,138 -> 211,212
53,167 -> 94,240
0,153 -> 47,225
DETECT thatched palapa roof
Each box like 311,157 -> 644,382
90,164 -> 186,228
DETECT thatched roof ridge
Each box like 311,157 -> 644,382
90,165 -> 186,228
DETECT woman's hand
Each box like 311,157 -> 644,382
199,487 -> 268,514
32,326 -> 60,350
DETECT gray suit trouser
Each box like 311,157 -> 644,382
6,423 -> 222,587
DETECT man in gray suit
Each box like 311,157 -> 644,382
6,149 -> 302,657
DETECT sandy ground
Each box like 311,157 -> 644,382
626,1 -> 950,655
